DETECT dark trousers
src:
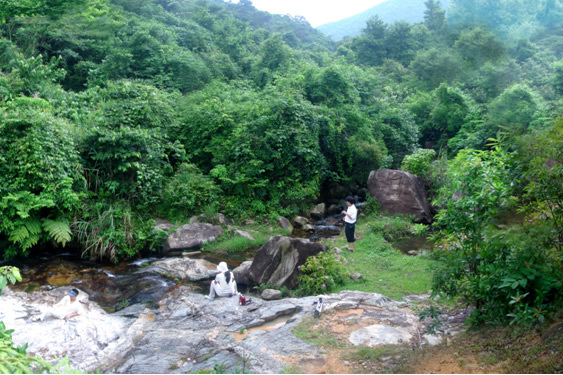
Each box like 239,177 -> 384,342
345,222 -> 356,243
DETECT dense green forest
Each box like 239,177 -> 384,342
1,0 -> 562,325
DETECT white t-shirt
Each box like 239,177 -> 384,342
54,295 -> 83,317
214,272 -> 237,295
345,204 -> 357,224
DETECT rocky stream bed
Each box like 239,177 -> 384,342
1,253 -> 470,374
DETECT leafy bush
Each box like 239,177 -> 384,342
401,148 -> 437,178
160,163 -> 220,219
521,119 -> 563,253
179,82 -> 325,218
360,196 -> 380,216
370,214 -> 415,242
0,101 -> 83,258
74,201 -> 158,262
297,250 -> 345,295
429,145 -> 561,325
461,226 -> 562,326
79,81 -> 186,209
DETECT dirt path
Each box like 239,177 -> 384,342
287,307 -> 563,374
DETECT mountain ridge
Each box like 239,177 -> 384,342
317,0 -> 448,41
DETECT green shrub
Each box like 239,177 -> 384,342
0,102 -> 83,258
370,214 -> 415,242
74,201 -> 158,261
522,119 -> 563,254
428,145 -> 563,325
360,196 -> 380,216
437,225 -> 563,326
401,148 -> 437,177
160,163 -> 220,219
297,250 -> 345,295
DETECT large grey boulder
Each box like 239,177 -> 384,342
248,236 -> 327,288
278,216 -> 293,231
367,168 -> 433,224
142,257 -> 219,281
292,216 -> 309,228
163,223 -> 222,255
232,260 -> 253,285
261,289 -> 283,300
308,203 -> 326,220
154,219 -> 174,231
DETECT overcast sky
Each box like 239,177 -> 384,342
233,0 -> 388,27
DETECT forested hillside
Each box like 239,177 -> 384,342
1,0 -> 562,327
317,0 -> 448,41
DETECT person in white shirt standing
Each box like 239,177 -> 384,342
341,196 -> 357,252
206,262 -> 238,300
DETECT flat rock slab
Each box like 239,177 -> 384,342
349,324 -> 413,346
143,257 -> 218,281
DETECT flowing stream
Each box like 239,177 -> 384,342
6,245 -> 263,313
5,212 -> 433,312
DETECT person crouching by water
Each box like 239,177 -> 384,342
341,196 -> 357,252
206,262 -> 238,300
38,288 -> 83,321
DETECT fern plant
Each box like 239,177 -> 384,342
42,219 -> 72,246
0,102 -> 84,258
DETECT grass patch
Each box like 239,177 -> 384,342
292,316 -> 346,349
345,345 -> 397,361
368,214 -> 416,242
323,214 -> 436,301
205,235 -> 260,254
204,224 -> 290,254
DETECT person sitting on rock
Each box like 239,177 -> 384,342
206,262 -> 237,300
37,288 -> 84,321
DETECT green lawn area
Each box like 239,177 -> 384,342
321,214 -> 437,301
